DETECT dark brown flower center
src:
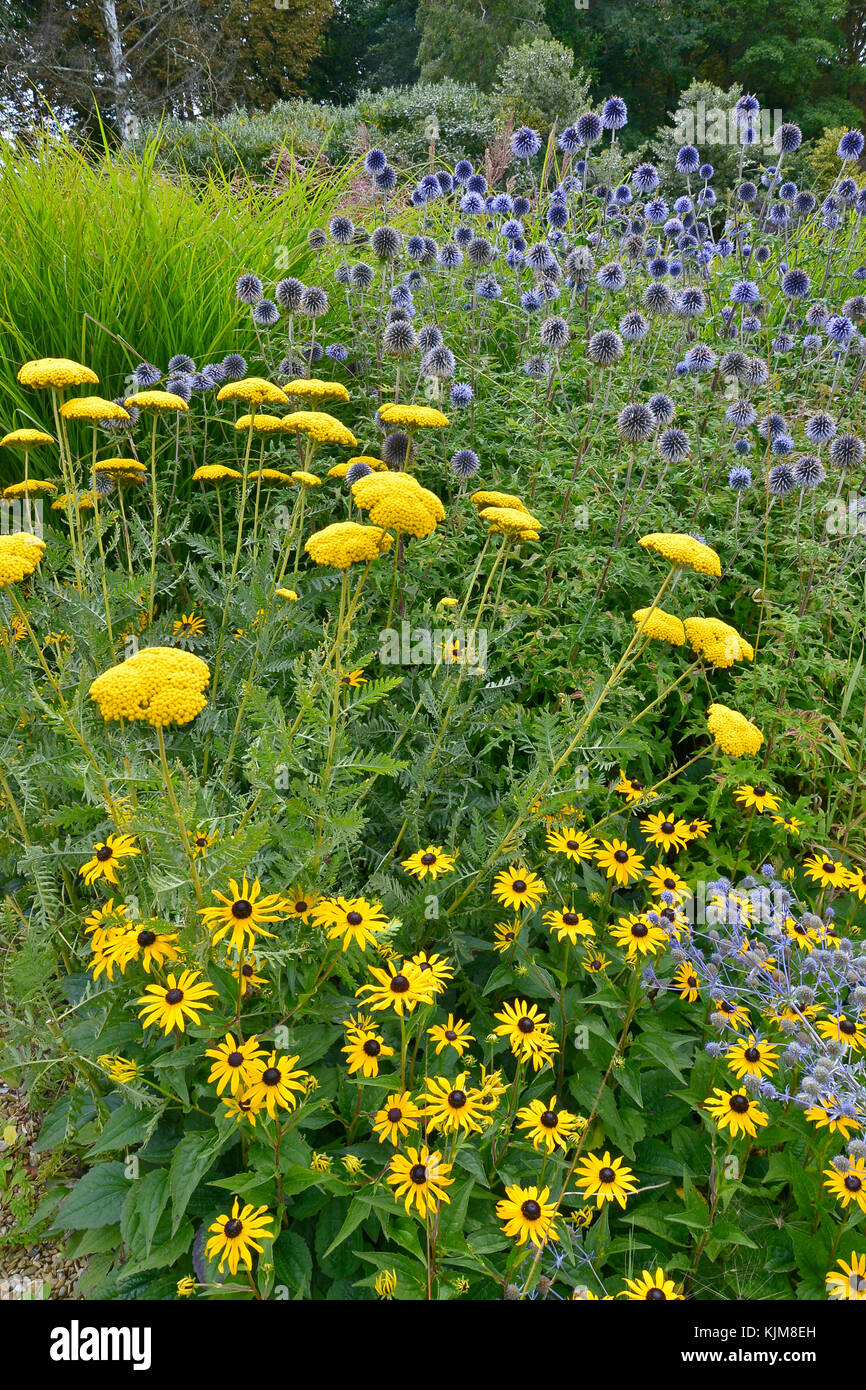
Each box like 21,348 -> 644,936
137,930 -> 156,947
224,1218 -> 243,1238
227,1052 -> 244,1067
387,1107 -> 403,1123
754,785 -> 766,796
295,900 -> 308,913
363,1039 -> 381,1056
632,922 -> 648,937
730,1095 -> 749,1113
511,879 -> 527,893
421,853 -> 436,865
566,840 -> 580,851
844,1174 -> 862,1191
518,1017 -> 535,1034
521,1200 -> 542,1221
614,850 -> 629,863
840,1019 -> 857,1035
409,1164 -> 428,1184
823,862 -> 835,873
687,976 -> 697,988
346,911 -> 363,925
744,1047 -> 760,1062
599,1167 -> 615,1183
95,846 -> 113,861
390,974 -> 409,993
661,821 -> 675,834
165,988 -> 183,1005
262,1067 -> 281,1085
646,1288 -> 666,1300
448,1090 -> 467,1108
231,899 -> 253,919
540,1111 -> 558,1128
563,912 -> 579,925
445,1029 -> 457,1040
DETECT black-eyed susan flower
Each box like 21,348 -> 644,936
645,864 -> 689,900
734,783 -> 781,813
79,833 -> 141,887
387,1146 -> 454,1217
804,853 -> 849,889
421,1073 -> 486,1135
342,1029 -> 395,1077
409,950 -> 453,993
594,839 -> 646,886
639,812 -> 691,854
428,1014 -> 475,1056
107,924 -> 181,974
673,962 -> 701,1001
375,1269 -> 398,1299
817,1013 -> 866,1051
137,970 -> 217,1034
582,945 -> 611,973
245,1051 -> 309,1118
621,1268 -> 683,1300
711,999 -> 751,1032
704,1087 -> 769,1139
342,1154 -> 364,1176
496,1184 -> 559,1247
826,1252 -> 866,1300
493,920 -> 522,953
228,951 -> 268,994
199,876 -> 289,953
176,1277 -> 197,1297
172,612 -> 206,647
285,885 -> 319,921
725,1034 -> 780,1080
846,865 -> 866,900
372,1091 -> 423,1145
311,895 -> 389,952
610,914 -> 668,959
205,1033 -> 262,1095
684,817 -> 711,841
804,1095 -> 862,1138
311,1152 -> 332,1173
222,1091 -> 263,1126
340,667 -> 367,687
545,827 -> 598,864
205,1197 -> 274,1274
356,959 -> 435,1016
97,1054 -> 138,1084
783,916 -> 819,950
543,907 -> 594,944
493,999 -> 551,1055
824,1158 -> 866,1213
575,1151 -> 638,1208
615,771 -> 648,804
491,865 -> 547,912
400,846 -> 456,880
83,898 -> 131,949
516,1095 -> 580,1153
190,826 -> 217,858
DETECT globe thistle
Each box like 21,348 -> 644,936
742,357 -> 769,388
678,287 -> 707,318
741,315 -> 761,333
164,375 -> 192,402
525,242 -> 556,274
558,124 -> 581,154
658,426 -> 690,462
731,279 -> 760,307
644,197 -> 670,225
645,393 -> 673,426
252,298 -> 280,328
755,245 -> 771,264
167,353 -> 195,375
439,243 -> 463,270
805,412 -> 836,444
613,184 -> 632,205
540,316 -> 569,351
467,174 -> 488,196
576,112 -> 603,146
839,177 -> 859,202
417,325 -> 444,353
733,438 -> 751,455
513,196 -> 531,218
546,201 -> 569,231
189,372 -> 211,393
453,159 -> 473,184
276,277 -> 305,310
602,96 -> 628,131
774,123 -> 802,155
684,343 -> 716,373
477,276 -> 502,301
844,294 -> 866,323
329,214 -> 354,245
643,282 -> 672,315
620,310 -> 649,342
364,148 -> 387,175
383,320 -> 418,358
299,286 -> 329,319
728,465 -> 752,491
720,349 -> 749,380
422,345 -> 455,378
837,130 -> 865,161
779,269 -> 810,301
632,162 -> 659,193
795,455 -> 825,488
299,341 -> 323,365
278,357 -> 303,378
466,236 -> 494,268
736,182 -> 758,205
381,430 -> 412,467
345,461 -> 372,486
615,402 -> 653,443
587,329 -> 624,367
597,262 -> 626,292
511,126 -> 542,159
236,272 -> 263,305
758,413 -> 787,441
675,144 -> 701,175
735,93 -> 760,122
565,246 -> 594,284
768,463 -> 796,496
450,448 -> 480,480
371,226 -> 403,261
829,434 -> 865,469
523,355 -> 550,379
772,333 -> 794,354
450,382 -> 473,409
325,344 -> 349,363
805,302 -> 830,329
375,165 -> 398,193
418,173 -> 441,202
769,434 -> 794,455
725,400 -> 757,429
133,362 -> 162,388
202,362 -> 227,386
793,191 -> 817,216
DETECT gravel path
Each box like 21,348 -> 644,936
0,1083 -> 87,1300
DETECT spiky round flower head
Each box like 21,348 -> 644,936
381,431 -> 412,467
325,343 -> 348,362
774,123 -> 802,154
684,343 -> 716,373
565,246 -> 594,284
371,226 -> 403,262
632,163 -> 659,193
558,125 -> 581,154
364,147 -> 387,175
465,235 -> 494,268
844,294 -> 866,322
795,455 -> 825,488
308,227 -> 327,252
575,111 -> 603,146
676,144 -> 700,174
450,448 -> 480,480
781,268 -> 810,300
329,214 -> 354,245
540,316 -> 569,351
167,354 -> 195,375
658,427 -> 690,462
439,242 -> 463,269
417,325 -> 443,353
450,382 -> 473,408
733,439 -> 751,456
793,190 -> 817,216
644,393 -> 672,426
602,96 -> 628,130
617,403 -> 654,443
347,263 -> 372,294
523,355 -> 550,379
344,461 -> 372,488
735,93 -> 760,123
830,434 -> 865,470
89,647 -> 210,727
742,357 -> 769,388
639,532 -> 721,576
731,279 -> 760,306
252,298 -> 280,328
726,400 -> 757,428
618,310 -> 648,343
728,465 -> 752,491
737,181 -> 758,204
643,282 -> 672,315
597,262 -> 626,292
374,164 -> 397,192
806,302 -> 830,329
837,130 -> 865,161
768,463 -> 796,496
299,286 -> 329,319
383,320 -> 417,358
827,314 -> 856,345
132,362 -> 162,388
275,277 -> 305,311
588,330 -> 624,366
706,702 -> 763,757
235,273 -> 263,305
422,345 -> 455,378
769,433 -> 793,455
511,126 -> 542,159
757,413 -> 787,441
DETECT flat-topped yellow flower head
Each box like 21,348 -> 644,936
706,702 -> 763,757
0,533 -> 46,584
192,464 -> 243,483
632,606 -> 686,645
18,358 -> 98,390
124,390 -> 189,412
479,504 -> 542,538
684,616 -> 753,667
4,479 -> 57,499
378,402 -> 449,429
471,489 -> 528,512
92,458 -> 147,476
234,413 -> 286,433
89,646 -> 211,727
284,378 -> 350,403
639,532 -> 721,577
280,411 -> 357,446
60,396 -> 130,422
1,428 -> 54,450
305,521 -> 393,569
217,377 -> 288,406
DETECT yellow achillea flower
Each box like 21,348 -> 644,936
245,1052 -> 309,1117
638,531 -> 721,576
311,895 -> 389,952
372,1091 -> 423,1145
234,413 -> 286,434
1,427 -> 54,449
543,907 -> 594,943
479,504 -> 542,539
704,1087 -> 769,1139
378,402 -> 449,429
824,1158 -> 866,1212
60,396 -> 129,422
470,489 -> 528,512
305,520 -> 393,568
89,647 -> 210,727
291,470 -> 322,487
137,969 -> 217,1033
346,455 -> 387,472
53,489 -> 95,511
826,1252 -> 866,1300
205,1033 -> 262,1095
545,826 -> 597,863
205,1197 -> 274,1274
375,1269 -> 398,1299
0,532 -> 46,584
199,876 -> 288,953
284,378 -> 350,402
248,468 -> 293,487
516,1095 -> 580,1153
280,410 -> 357,446
92,457 -> 146,477
725,1034 -> 780,1079
276,587 -> 299,601
401,845 -> 456,880
491,865 -> 547,911
621,1268 -> 684,1301
18,358 -> 99,390
594,839 -> 646,886
803,853 -> 849,889
192,464 -> 243,483
706,702 -> 763,757
387,1145 -> 454,1216
632,606 -> 685,645
124,390 -> 188,412
4,479 -> 57,499
684,615 -> 754,667
217,377 -> 289,406
428,1014 -> 475,1055
575,1151 -> 638,1208
421,1073 -> 486,1135
79,833 -> 141,886
496,1184 -> 559,1247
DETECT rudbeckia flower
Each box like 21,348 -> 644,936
400,846 -> 456,880
199,877 -> 289,953
594,839 -> 646,886
78,833 -> 141,886
491,865 -> 547,911
496,1184 -> 559,1247
734,783 -> 780,813
545,827 -> 598,863
824,1158 -> 866,1213
137,970 -> 217,1034
205,1197 -> 275,1274
621,1268 -> 683,1300
387,1145 -> 454,1216
575,1151 -> 638,1208
704,1087 -> 769,1139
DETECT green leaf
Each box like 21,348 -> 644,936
55,1161 -> 129,1231
86,1102 -> 165,1157
274,1230 -> 313,1298
322,1195 -> 372,1259
169,1132 -> 224,1235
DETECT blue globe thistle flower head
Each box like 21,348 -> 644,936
678,287 -> 706,318
602,96 -> 628,130
648,392 -> 675,424
827,314 -> 856,345
838,177 -> 859,202
345,461 -> 372,486
741,315 -> 761,333
221,353 -> 247,381
768,463 -> 796,495
375,166 -> 398,192
699,163 -> 714,180
329,215 -> 354,245
620,310 -> 649,342
663,218 -> 684,239
511,127 -> 542,159
364,147 -> 387,175
648,255 -> 669,278
735,93 -> 760,121
774,123 -> 802,154
729,463 -> 752,487
837,130 -> 865,161
732,440 -> 752,459
477,275 -> 502,301
768,203 -> 789,226
461,191 -> 485,216
325,344 -> 348,362
523,354 -> 550,378
419,173 -> 440,201
236,272 -> 263,305
436,170 -> 454,195
547,201 -> 569,229
856,193 -> 866,217
450,382 -> 473,407
716,237 -> 734,257
512,196 -> 531,218
770,434 -> 794,455
805,411 -> 836,444
558,125 -> 581,154
597,261 -> 627,292
299,341 -> 323,365
781,268 -> 810,299
697,188 -> 716,207
737,182 -> 758,205
674,360 -> 690,376
830,434 -> 865,468
453,159 -> 473,184
202,362 -> 227,386
276,277 -> 305,310
676,145 -> 700,175
618,402 -> 654,442
576,112 -> 603,146
725,400 -> 757,428
521,289 -> 543,312
299,286 -> 328,318
645,198 -> 669,224
612,184 -> 632,205
308,227 -> 327,251
793,191 -> 817,216
540,315 -> 569,350
422,345 -> 455,378
587,329 -> 624,365
450,448 -> 480,479
740,124 -> 758,147
439,243 -> 463,269
501,219 -> 524,242
491,192 -> 512,215
164,375 -> 192,402
778,180 -> 797,200
731,279 -> 760,306
252,298 -> 280,328
795,455 -> 825,488
632,162 -> 660,193
658,426 -> 690,461
189,372 -> 210,393
684,343 -> 716,373
168,354 -> 195,375
334,263 -> 350,286
133,362 -> 162,388
505,249 -> 525,270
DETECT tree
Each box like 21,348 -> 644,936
416,0 -> 549,89
492,38 -> 590,131
306,0 -> 419,102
